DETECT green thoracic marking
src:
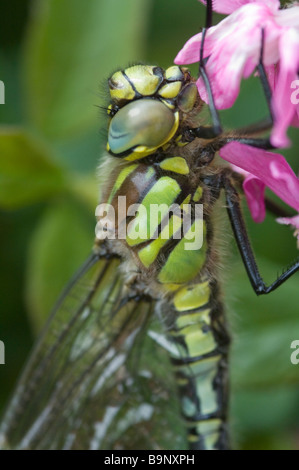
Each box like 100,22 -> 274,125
193,185 -> 203,202
107,164 -> 138,204
181,194 -> 191,207
158,219 -> 207,283
173,281 -> 210,312
144,166 -> 156,181
126,176 -> 181,246
160,157 -> 189,175
138,214 -> 183,268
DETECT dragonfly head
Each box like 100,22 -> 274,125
106,65 -> 199,161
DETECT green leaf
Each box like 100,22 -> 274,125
24,0 -> 151,138
0,128 -> 66,208
25,198 -> 94,332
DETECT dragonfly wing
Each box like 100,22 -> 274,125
0,243 -> 185,450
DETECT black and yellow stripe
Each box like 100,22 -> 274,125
165,280 -> 230,450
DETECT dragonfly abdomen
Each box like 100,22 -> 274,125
164,279 -> 230,450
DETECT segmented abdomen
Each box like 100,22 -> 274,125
163,279 -> 230,450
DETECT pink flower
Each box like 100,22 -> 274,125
198,0 -> 280,15
174,0 -> 299,147
220,142 -> 299,236
271,28 -> 299,147
277,215 -> 299,248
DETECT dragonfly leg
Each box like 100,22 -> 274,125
221,136 -> 275,150
224,177 -> 299,295
198,0 -> 222,137
193,25 -> 276,142
256,29 -> 274,125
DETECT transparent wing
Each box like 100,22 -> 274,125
0,242 -> 186,450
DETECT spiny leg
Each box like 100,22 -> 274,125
224,176 -> 299,295
221,136 -> 274,150
191,15 -> 277,145
257,29 -> 274,125
198,0 -> 222,137
218,28 -> 275,148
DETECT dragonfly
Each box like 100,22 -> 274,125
1,0 -> 299,451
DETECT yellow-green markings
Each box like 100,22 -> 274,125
144,166 -> 156,181
158,81 -> 182,99
170,279 -> 221,441
159,157 -> 189,175
172,324 -> 216,357
181,194 -> 191,207
187,419 -> 221,450
125,65 -> 163,96
138,214 -> 183,268
164,65 -> 184,81
126,177 -> 181,246
181,358 -> 219,416
107,164 -> 138,204
158,219 -> 207,284
176,354 -> 220,377
109,70 -> 135,101
174,281 -> 210,311
193,185 -> 203,202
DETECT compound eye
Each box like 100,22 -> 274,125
108,99 -> 176,155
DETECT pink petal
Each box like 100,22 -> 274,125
275,4 -> 299,28
220,142 -> 299,212
198,0 -> 280,15
277,214 -> 299,248
277,214 -> 299,229
231,161 -> 266,222
174,32 -> 202,65
271,29 -> 299,148
175,3 -> 282,109
264,64 -> 277,93
243,175 -> 266,222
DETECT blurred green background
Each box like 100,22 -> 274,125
0,0 -> 299,450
